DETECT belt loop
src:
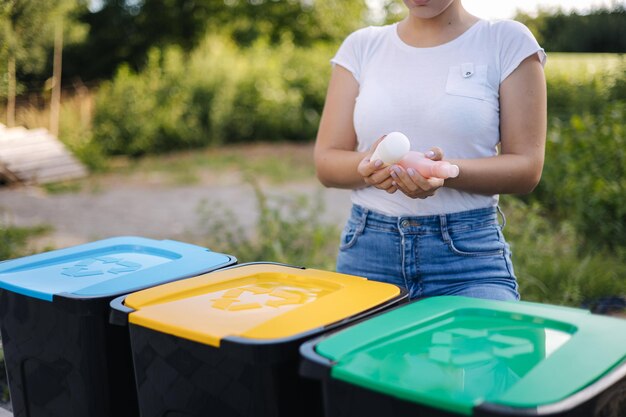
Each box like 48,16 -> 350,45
439,213 -> 451,243
359,206 -> 369,233
496,205 -> 507,229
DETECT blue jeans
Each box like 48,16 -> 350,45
336,204 -> 519,301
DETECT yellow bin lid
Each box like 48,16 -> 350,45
124,263 -> 403,348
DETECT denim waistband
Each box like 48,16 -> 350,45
349,204 -> 504,234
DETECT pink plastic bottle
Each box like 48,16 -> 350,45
398,151 -> 460,179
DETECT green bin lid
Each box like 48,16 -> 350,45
315,296 -> 626,415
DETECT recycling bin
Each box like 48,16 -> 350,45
300,296 -> 626,417
109,262 -> 408,417
0,236 -> 236,417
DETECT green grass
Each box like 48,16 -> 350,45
501,197 -> 626,307
0,222 -> 53,261
194,178 -> 340,271
108,143 -> 315,186
546,53 -> 625,79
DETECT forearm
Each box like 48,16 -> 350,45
314,147 -> 368,189
446,153 -> 543,195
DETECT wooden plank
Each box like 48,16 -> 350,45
2,146 -> 69,163
21,163 -> 87,183
18,154 -> 85,171
0,134 -> 60,150
7,154 -> 80,171
0,144 -> 67,160
0,127 -> 29,140
0,162 -> 21,184
0,126 -> 87,185
21,168 -> 87,184
0,129 -> 49,143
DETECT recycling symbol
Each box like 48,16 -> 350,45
211,285 -> 307,311
428,328 -> 534,366
61,257 -> 142,277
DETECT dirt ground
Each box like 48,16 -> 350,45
0,144 -> 353,251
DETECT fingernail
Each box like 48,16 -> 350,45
425,151 -> 435,158
407,168 -> 416,176
393,166 -> 402,175
391,181 -> 397,186
374,160 -> 383,167
390,171 -> 397,179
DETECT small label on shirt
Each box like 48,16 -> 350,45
461,63 -> 474,78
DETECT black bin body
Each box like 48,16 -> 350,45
110,262 -> 408,417
0,236 -> 235,417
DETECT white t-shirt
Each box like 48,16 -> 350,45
331,19 -> 546,216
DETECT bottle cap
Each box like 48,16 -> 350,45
371,132 -> 410,165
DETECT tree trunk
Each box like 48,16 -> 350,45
50,17 -> 63,136
7,54 -> 15,127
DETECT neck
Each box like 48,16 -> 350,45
398,1 -> 479,48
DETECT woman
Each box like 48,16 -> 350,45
314,0 -> 547,300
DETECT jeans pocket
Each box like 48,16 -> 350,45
339,218 -> 365,250
446,224 -> 505,257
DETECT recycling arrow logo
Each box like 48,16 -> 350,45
211,285 -> 307,311
61,257 -> 142,277
428,328 -> 534,365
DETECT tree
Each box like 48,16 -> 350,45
515,5 -> 626,52
63,0 -> 369,81
0,0 -> 57,126
49,0 -> 87,135
0,0 -> 86,128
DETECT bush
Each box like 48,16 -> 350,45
501,197 -> 626,306
194,179 -> 339,271
58,95 -> 108,172
93,48 -> 202,156
529,102 -> 625,250
92,35 -> 333,156
545,54 -> 626,120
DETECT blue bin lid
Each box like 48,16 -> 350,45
0,236 -> 235,301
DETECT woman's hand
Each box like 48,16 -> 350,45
389,147 -> 444,199
357,136 -> 397,194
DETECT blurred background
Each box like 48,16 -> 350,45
0,0 -> 625,318
0,0 -> 624,410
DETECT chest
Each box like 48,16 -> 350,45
353,47 -> 501,152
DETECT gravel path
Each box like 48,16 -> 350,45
0,175 -> 352,250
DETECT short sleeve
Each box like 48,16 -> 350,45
330,28 -> 367,84
497,20 -> 547,83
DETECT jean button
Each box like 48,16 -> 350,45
401,220 -> 409,228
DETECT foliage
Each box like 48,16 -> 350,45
64,0 -> 367,81
195,179 -> 339,271
55,92 -> 107,171
192,186 -> 624,307
527,102 -> 626,250
0,0 -> 87,98
0,0 -> 55,86
501,197 -> 626,306
515,5 -> 626,52
92,36 -> 333,156
544,54 -> 626,120
0,219 -> 51,261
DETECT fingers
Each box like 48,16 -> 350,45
369,135 -> 387,152
358,155 -> 396,193
365,168 -> 394,189
425,146 -> 444,161
389,165 -> 443,199
357,156 -> 384,177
